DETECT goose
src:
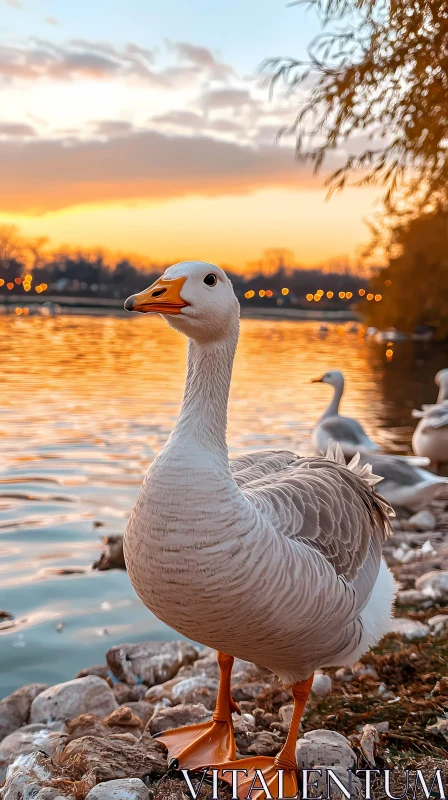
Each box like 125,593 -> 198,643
123,262 -> 396,799
311,370 -> 379,456
412,369 -> 448,472
354,452 -> 448,513
312,370 -> 444,510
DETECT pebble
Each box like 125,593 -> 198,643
373,721 -> 389,732
311,672 -> 332,697
0,723 -> 66,781
296,729 -> 357,770
360,724 -> 380,767
308,767 -> 362,800
147,702 -> 212,735
396,589 -> 428,606
30,676 -> 118,724
247,730 -> 282,756
60,734 -> 166,784
92,535 -> 126,571
170,675 -> 219,709
0,684 -> 49,742
86,778 -> 150,799
353,663 -> 379,680
415,570 -> 448,599
277,704 -> 294,728
0,752 -> 54,800
392,544 -> 421,564
106,641 -> 198,687
334,667 -> 353,683
407,510 -> 436,531
389,617 -> 430,639
426,717 -> 448,743
428,614 -> 448,634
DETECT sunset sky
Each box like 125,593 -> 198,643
0,0 -> 381,270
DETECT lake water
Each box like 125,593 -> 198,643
0,313 -> 447,697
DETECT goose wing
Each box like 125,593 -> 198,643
318,415 -> 378,450
231,445 -> 392,586
230,449 -> 299,486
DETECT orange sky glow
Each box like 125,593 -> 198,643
0,1 -> 383,273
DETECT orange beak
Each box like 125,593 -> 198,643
124,275 -> 189,314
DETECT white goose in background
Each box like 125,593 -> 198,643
311,370 -> 379,456
312,369 -> 446,511
412,368 -> 448,472
124,262 -> 396,800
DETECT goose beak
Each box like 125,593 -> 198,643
124,275 -> 189,314
311,377 -> 323,383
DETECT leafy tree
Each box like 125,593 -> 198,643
265,0 -> 448,209
362,206 -> 448,339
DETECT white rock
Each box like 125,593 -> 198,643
334,667 -> 353,683
311,673 -> 332,697
389,618 -> 429,639
0,723 -> 66,781
428,614 -> 448,634
306,766 -> 362,800
1,752 -> 53,800
407,510 -> 436,531
278,704 -> 294,727
296,729 -> 356,770
353,663 -> 379,680
86,778 -> 150,799
421,540 -> 437,555
30,676 -> 118,724
392,544 -> 420,564
415,571 -> 448,599
170,675 -> 219,707
35,791 -> 75,800
396,589 -> 428,606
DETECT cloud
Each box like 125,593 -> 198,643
200,88 -> 256,111
0,122 -> 35,136
151,110 -> 205,130
4,0 -> 22,8
0,38 -> 235,88
0,39 -> 174,84
91,120 -> 134,136
170,42 -> 233,80
0,129 -> 316,214
45,17 -> 59,26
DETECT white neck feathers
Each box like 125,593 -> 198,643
167,324 -> 239,457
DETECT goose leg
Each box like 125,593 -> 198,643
218,673 -> 314,800
155,651 -> 239,770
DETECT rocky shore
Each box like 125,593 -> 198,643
1,502 -> 447,799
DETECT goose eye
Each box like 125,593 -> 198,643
203,273 -> 217,287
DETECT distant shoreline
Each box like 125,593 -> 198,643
1,295 -> 359,322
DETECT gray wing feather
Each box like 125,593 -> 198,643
230,448 -> 392,587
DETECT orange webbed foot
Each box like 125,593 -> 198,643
155,718 -> 236,771
218,756 -> 299,800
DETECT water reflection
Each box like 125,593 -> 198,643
0,315 -> 446,695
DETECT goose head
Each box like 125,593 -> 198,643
124,261 -> 239,343
312,370 -> 345,392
